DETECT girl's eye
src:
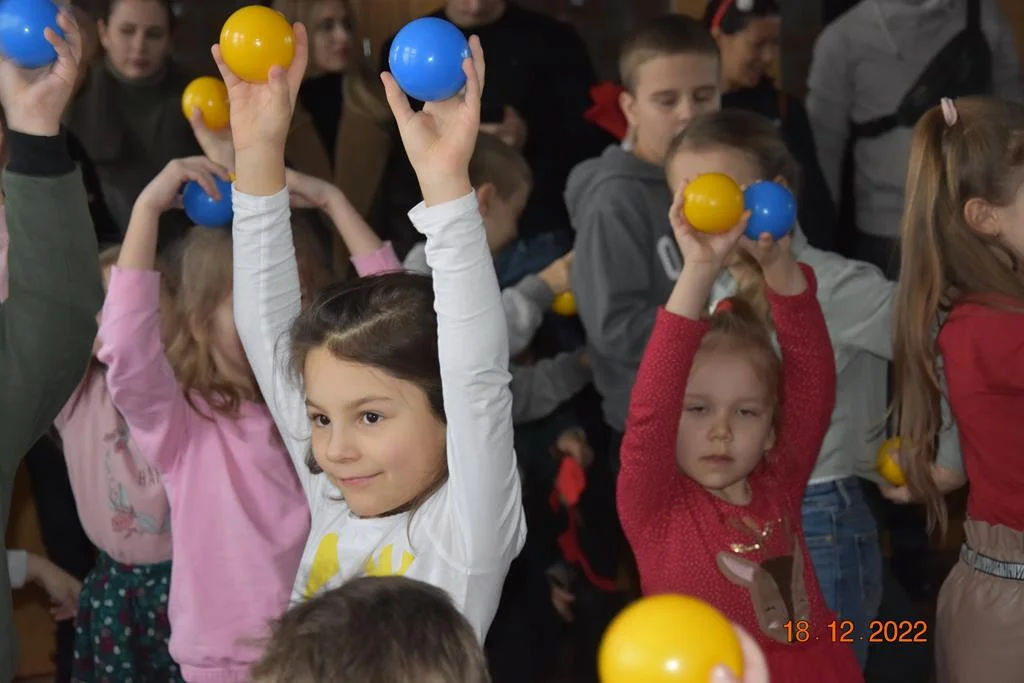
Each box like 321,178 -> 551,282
738,409 -> 759,417
685,406 -> 707,414
360,412 -> 383,426
309,413 -> 330,428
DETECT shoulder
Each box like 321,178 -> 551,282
940,299 -> 1024,352
801,247 -> 889,295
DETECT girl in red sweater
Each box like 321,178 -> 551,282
617,182 -> 862,681
893,97 -> 1024,683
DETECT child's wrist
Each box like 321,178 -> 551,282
762,259 -> 806,296
418,176 -> 474,207
234,148 -> 287,197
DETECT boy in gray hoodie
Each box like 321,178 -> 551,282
568,15 -> 721,454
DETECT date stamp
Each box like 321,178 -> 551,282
785,620 -> 929,644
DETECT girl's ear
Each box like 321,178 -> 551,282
963,197 -> 1000,237
475,182 -> 496,217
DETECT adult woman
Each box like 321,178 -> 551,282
703,0 -> 836,252
64,0 -> 201,249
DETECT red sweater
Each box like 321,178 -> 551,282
618,266 -> 862,682
939,300 -> 1024,528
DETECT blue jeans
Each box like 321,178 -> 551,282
802,477 -> 884,668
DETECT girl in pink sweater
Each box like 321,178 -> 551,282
97,157 -> 310,683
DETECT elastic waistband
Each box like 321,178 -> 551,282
960,544 -> 1024,581
95,551 -> 172,577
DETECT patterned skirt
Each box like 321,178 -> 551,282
73,552 -> 182,682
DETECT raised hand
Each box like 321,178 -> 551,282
0,9 -> 83,136
381,35 -> 485,205
136,157 -> 231,215
285,167 -> 337,210
211,23 -> 308,155
737,231 -> 793,272
188,107 -> 235,170
710,624 -> 770,683
669,178 -> 750,270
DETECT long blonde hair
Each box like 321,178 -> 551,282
272,0 -> 390,122
164,228 -> 255,417
893,97 -> 1024,533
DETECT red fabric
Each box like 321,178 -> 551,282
617,265 -> 862,682
939,299 -> 1024,529
584,82 -> 628,141
549,458 -> 618,593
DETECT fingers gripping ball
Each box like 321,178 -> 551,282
219,5 -> 295,83
182,77 -> 230,130
877,437 -> 905,487
743,181 -> 796,240
552,292 -> 577,317
682,173 -> 745,234
388,17 -> 471,102
599,594 -> 743,683
0,0 -> 63,69
183,176 -> 233,228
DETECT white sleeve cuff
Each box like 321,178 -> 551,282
7,550 -> 28,589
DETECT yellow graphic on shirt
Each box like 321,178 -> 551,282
364,544 -> 415,577
304,533 -> 341,598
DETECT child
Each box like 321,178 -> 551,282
616,188 -> 862,680
892,96 -> 1024,682
662,108 -> 962,668
224,29 -> 525,640
55,246 -> 179,681
7,550 -> 81,622
250,576 -> 490,682
97,157 -> 310,682
569,14 -> 721,459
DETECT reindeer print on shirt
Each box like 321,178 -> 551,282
716,516 -> 810,644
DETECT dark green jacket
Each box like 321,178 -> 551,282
0,130 -> 102,682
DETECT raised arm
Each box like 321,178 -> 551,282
766,262 -> 837,497
0,10 -> 103,465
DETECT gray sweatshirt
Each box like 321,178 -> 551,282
567,145 -> 679,433
404,243 -> 591,424
806,0 -> 1023,239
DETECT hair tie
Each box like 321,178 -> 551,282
940,97 -> 959,127
714,298 -> 734,315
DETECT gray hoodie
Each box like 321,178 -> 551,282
567,145 -> 680,432
806,0 -> 1023,239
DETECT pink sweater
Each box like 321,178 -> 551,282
97,267 -> 310,683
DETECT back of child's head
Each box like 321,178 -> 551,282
469,132 -> 532,251
251,576 -> 489,683
893,96 -> 1024,532
164,227 -> 249,415
701,295 -> 781,421
704,0 -> 780,34
619,14 -> 719,93
289,272 -> 448,515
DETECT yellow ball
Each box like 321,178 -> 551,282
599,595 -> 743,683
219,6 -> 296,83
877,437 -> 905,487
182,77 -> 230,130
552,291 -> 577,316
682,173 -> 745,234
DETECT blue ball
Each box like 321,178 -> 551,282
183,177 -> 233,228
389,17 -> 470,102
743,181 -> 796,240
0,0 -> 62,69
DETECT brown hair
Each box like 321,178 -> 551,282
164,228 -> 256,417
251,576 -> 490,683
272,0 -> 391,122
290,211 -> 331,303
700,296 -> 781,424
668,109 -> 801,322
469,131 -> 532,199
619,14 -> 719,93
893,97 -> 1024,533
289,272 -> 446,505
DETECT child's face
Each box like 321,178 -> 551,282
303,350 -> 447,517
714,17 -> 780,91
309,0 -> 352,74
990,181 -> 1024,260
480,182 -> 528,254
622,53 -> 721,166
667,145 -> 763,267
98,0 -> 172,80
676,347 -> 775,504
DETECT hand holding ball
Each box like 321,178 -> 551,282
182,77 -> 230,130
598,594 -> 744,683
388,18 -> 470,102
219,5 -> 295,83
0,0 -> 63,69
682,173 -> 745,234
183,176 -> 233,228
743,181 -> 796,240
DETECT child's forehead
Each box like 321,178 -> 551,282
634,52 -> 719,92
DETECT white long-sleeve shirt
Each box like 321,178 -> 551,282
232,189 -> 526,641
